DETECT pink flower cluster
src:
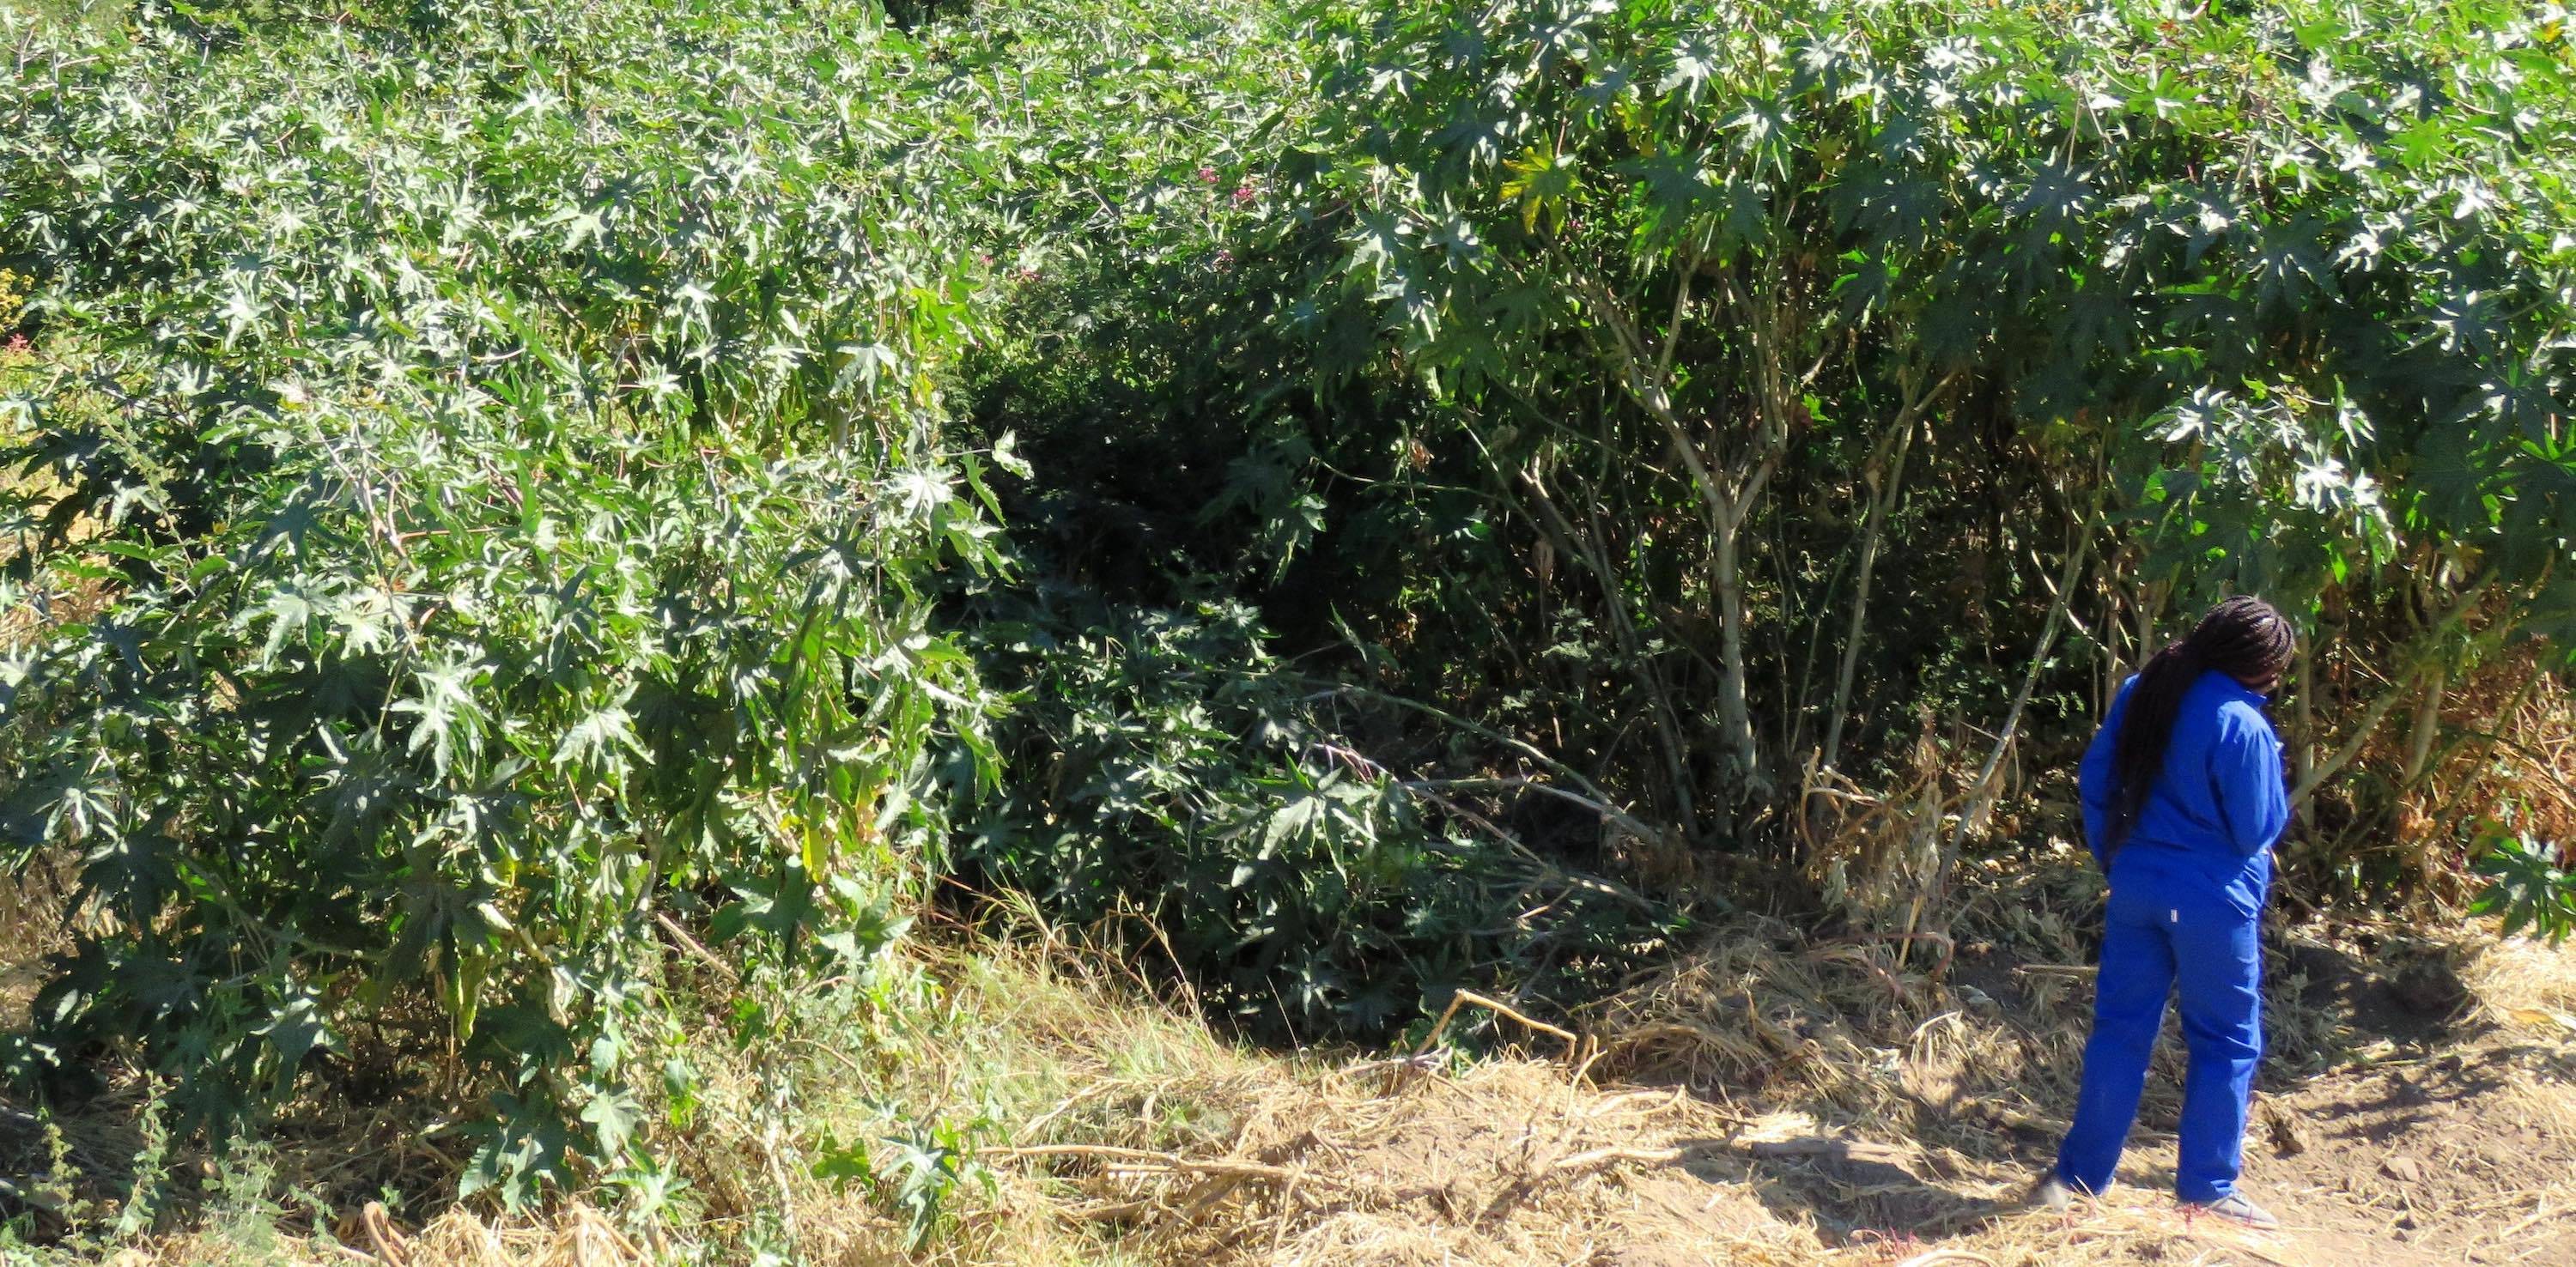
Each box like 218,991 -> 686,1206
1198,166 -> 1259,206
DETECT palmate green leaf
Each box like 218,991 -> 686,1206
579,1088 -> 647,1159
1622,149 -> 1720,236
390,652 -> 489,779
2514,569 -> 2576,660
1347,208 -> 1410,274
1261,790 -> 1325,854
878,1121 -> 970,1250
1661,31 -> 1722,98
811,1130 -> 872,1191
460,1094 -> 574,1213
1431,109 -> 1514,173
254,986 -> 337,1083
1499,143 -> 1580,235
2406,420 -> 2495,529
2008,156 -> 2095,246
551,698 -> 644,773
2473,835 -> 2576,943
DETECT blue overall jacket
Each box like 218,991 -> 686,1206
2079,670 -> 2288,918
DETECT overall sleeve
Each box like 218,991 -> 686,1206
2211,703 -> 2289,856
2077,681 -> 2133,864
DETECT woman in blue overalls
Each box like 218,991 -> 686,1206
2038,596 -> 2294,1228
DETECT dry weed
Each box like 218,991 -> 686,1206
2462,929 -> 2576,1036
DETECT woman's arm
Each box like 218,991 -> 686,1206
2212,703 -> 2289,856
2077,683 -> 2132,863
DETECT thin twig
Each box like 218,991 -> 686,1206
1413,989 -> 1583,1064
1538,1144 -> 1688,1178
653,911 -> 741,985
984,1144 -> 1351,1191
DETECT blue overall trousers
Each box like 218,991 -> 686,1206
2055,670 -> 2287,1204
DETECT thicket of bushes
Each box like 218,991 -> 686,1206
0,0 -> 1015,1205
3,0 -> 2573,1234
984,0 -> 2576,927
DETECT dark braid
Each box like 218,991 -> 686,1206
2105,596 -> 2295,858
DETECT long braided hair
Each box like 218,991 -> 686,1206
2105,596 -> 2295,857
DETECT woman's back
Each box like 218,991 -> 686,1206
2079,668 -> 2287,902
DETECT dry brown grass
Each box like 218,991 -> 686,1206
0,854 -> 72,1029
9,855 -> 2576,1267
923,907 -> 2576,1267
2336,638 -> 2576,899
2460,928 -> 2576,1038
894,905 -> 2574,1267
90,1204 -> 655,1267
24,926 -> 1260,1267
21,900 -> 2576,1267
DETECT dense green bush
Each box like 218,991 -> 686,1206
943,0 -> 2576,955
955,590 -> 1671,1040
1,0 -> 1005,1198
0,0 -> 1656,1207
1240,0 -> 2576,900
921,0 -> 1693,1037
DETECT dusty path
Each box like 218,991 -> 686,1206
1020,1029 -> 2574,1266
998,924 -> 2576,1267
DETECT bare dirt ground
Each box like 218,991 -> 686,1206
1013,1033 -> 2573,1267
982,911 -> 2576,1267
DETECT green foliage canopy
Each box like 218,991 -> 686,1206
1,0 -> 1006,1199
1268,0 -> 2576,848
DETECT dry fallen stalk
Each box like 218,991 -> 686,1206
1413,989 -> 1583,1064
1538,1144 -> 1689,1178
1746,1137 -> 1915,1167
1892,1252 -> 1996,1267
986,1143 -> 1355,1191
360,1201 -> 409,1267
653,911 -> 741,985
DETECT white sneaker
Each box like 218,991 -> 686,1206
2185,1191 -> 2280,1229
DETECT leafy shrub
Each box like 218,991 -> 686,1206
2475,833 -> 2576,943
0,0 -> 1005,1199
918,0 -> 1676,1038
939,0 -> 1334,600
954,590 -> 1671,1040
1238,0 -> 2576,898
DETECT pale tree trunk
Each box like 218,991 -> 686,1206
1521,464 -> 1705,846
1818,425 -> 1906,773
1573,230 -> 1847,842
1894,490 -> 2101,945
1710,502 -> 1758,791
1820,372 -> 1954,773
1952,491 -> 2103,849
1577,253 -> 1800,831
2292,638 -> 2317,800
